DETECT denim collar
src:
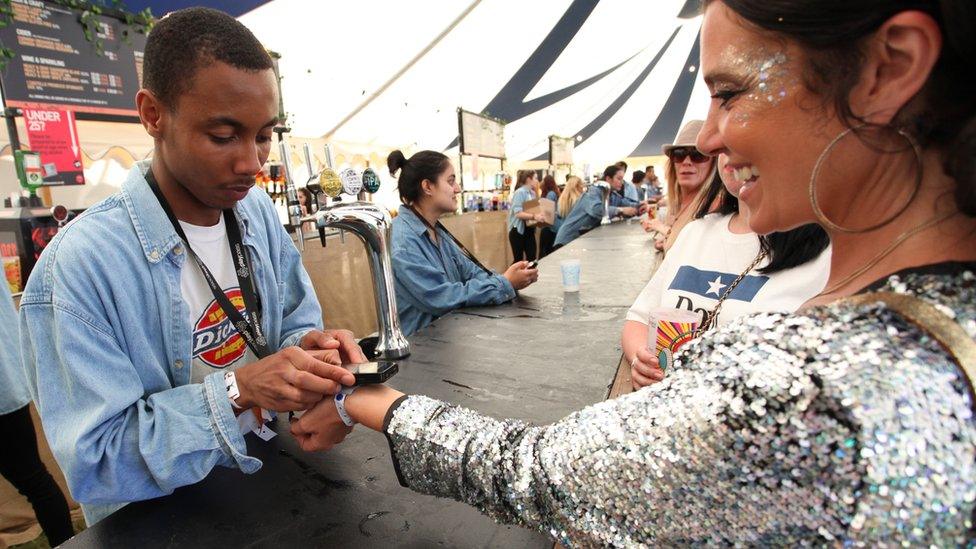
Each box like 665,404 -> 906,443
121,160 -> 253,263
397,204 -> 433,236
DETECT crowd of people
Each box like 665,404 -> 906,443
1,0 -> 974,545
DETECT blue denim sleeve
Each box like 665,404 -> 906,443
608,189 -> 640,217
393,246 -> 515,317
19,299 -> 260,507
452,242 -> 515,290
585,192 -> 607,219
511,188 -> 528,214
273,217 -> 323,349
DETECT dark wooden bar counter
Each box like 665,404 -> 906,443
62,221 -> 656,548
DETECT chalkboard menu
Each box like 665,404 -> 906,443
0,0 -> 147,119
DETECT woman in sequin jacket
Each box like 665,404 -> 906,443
292,0 -> 976,545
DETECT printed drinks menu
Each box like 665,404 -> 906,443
0,0 -> 147,118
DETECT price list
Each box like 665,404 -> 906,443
0,0 -> 147,118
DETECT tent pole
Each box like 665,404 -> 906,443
322,0 -> 482,140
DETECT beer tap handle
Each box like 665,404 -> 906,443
278,139 -> 305,252
323,143 -> 335,170
302,143 -> 317,187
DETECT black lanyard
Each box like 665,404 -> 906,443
145,169 -> 272,359
404,204 -> 493,276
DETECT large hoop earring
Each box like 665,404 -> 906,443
809,124 -> 923,234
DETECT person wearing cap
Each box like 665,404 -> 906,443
642,120 -> 716,252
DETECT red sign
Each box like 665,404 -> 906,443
22,108 -> 85,186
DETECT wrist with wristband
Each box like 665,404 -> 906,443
334,386 -> 358,426
224,371 -> 243,410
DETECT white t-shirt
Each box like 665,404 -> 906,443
179,217 -> 259,385
627,213 -> 831,326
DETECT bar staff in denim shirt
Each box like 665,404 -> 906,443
387,150 -> 539,336
553,165 -> 625,247
607,165 -> 640,219
18,8 -> 362,525
507,171 -> 546,262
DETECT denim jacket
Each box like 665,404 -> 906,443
1,280 -> 30,414
554,185 -> 606,247
392,206 -> 515,336
608,182 -> 640,218
19,162 -> 323,524
507,185 -> 537,235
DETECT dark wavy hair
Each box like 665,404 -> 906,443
706,0 -> 976,216
694,173 -> 830,275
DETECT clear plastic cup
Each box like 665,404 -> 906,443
560,259 -> 581,292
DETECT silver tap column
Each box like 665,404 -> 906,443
310,203 -> 410,360
278,139 -> 305,251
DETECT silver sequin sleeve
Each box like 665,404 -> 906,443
384,273 -> 976,546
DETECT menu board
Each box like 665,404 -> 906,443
0,0 -> 147,118
458,108 -> 506,159
549,135 -> 574,166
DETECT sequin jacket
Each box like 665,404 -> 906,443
383,270 -> 976,546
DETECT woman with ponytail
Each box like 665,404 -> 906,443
383,150 -> 538,336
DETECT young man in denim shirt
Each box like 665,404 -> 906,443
19,8 -> 362,525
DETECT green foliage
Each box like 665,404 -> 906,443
0,0 -> 154,70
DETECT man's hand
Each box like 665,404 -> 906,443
290,396 -> 354,452
503,260 -> 539,290
299,329 -> 367,364
619,206 -> 638,217
233,347 -> 355,412
631,347 -> 665,390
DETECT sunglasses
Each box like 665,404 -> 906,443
666,147 -> 710,164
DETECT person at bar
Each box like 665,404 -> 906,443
623,153 -> 831,388
552,164 -> 620,248
293,0 -> 976,544
538,174 -> 561,258
18,7 -> 361,525
608,162 -> 641,219
387,150 -> 538,337
507,170 -> 545,262
644,120 -> 717,252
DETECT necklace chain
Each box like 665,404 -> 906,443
697,248 -> 769,334
818,210 -> 958,297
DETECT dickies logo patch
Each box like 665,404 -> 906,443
192,288 -> 248,368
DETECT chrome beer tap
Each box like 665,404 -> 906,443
298,202 -> 410,360
278,139 -> 305,251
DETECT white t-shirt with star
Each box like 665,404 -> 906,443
627,213 -> 831,327
178,216 -> 259,385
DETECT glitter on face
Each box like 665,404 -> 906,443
384,269 -> 976,545
715,45 -> 796,126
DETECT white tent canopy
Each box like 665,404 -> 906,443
241,0 -> 710,168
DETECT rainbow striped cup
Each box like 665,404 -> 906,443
646,308 -> 703,373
